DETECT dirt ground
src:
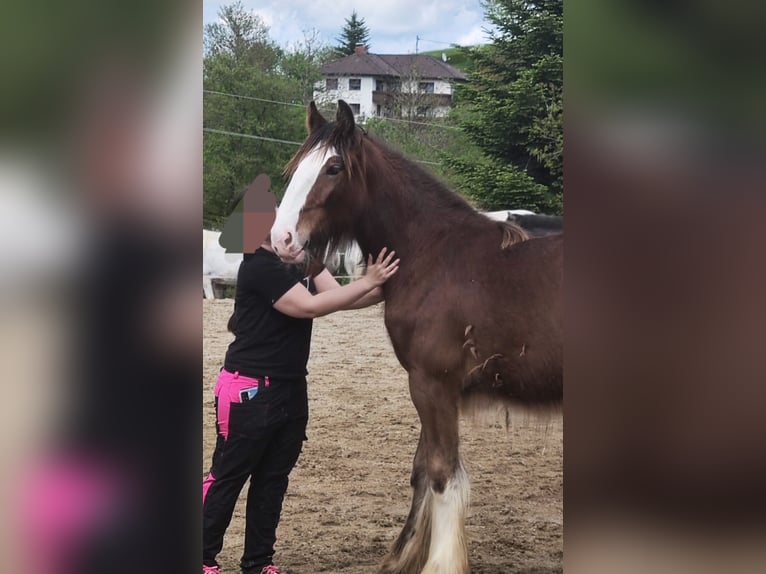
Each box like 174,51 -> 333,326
203,300 -> 562,574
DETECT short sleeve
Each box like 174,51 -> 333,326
237,251 -> 302,305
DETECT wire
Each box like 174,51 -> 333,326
203,127 -> 442,166
204,89 -> 461,131
374,116 -> 462,131
203,128 -> 302,146
417,38 -> 456,46
204,90 -> 305,108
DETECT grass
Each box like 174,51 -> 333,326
421,46 -> 479,73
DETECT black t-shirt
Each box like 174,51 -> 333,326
224,248 -> 317,380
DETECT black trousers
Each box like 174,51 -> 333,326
203,373 -> 308,572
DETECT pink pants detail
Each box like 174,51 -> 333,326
202,472 -> 215,503
202,369 -> 262,502
213,369 -> 262,440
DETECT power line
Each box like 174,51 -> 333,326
205,89 -> 461,131
204,90 -> 304,108
203,127 -> 442,166
203,128 -> 302,146
416,35 -> 456,53
418,37 -> 455,45
374,116 -> 462,131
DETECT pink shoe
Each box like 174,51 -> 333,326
203,565 -> 221,574
260,566 -> 281,574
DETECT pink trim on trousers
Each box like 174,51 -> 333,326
203,369 -> 263,502
213,369 -> 262,440
202,472 -> 215,503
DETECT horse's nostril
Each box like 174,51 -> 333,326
285,232 -> 293,246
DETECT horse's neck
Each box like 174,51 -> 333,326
353,163 -> 478,284
354,202 -> 409,262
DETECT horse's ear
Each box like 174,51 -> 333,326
307,101 -> 327,134
335,100 -> 356,139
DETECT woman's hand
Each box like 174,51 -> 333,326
364,247 -> 400,287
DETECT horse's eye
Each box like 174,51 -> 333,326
326,164 -> 343,176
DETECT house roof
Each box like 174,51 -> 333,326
321,53 -> 467,81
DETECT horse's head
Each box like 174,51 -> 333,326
271,100 -> 365,263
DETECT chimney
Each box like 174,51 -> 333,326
354,44 -> 367,55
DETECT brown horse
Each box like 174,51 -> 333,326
270,101 -> 562,574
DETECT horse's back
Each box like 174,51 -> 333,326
456,229 -> 563,316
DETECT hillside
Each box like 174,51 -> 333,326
421,46 -> 478,74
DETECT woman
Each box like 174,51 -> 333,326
202,238 -> 399,574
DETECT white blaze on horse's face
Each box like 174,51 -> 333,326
271,144 -> 337,260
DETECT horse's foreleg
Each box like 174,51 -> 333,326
395,371 -> 470,574
379,431 -> 431,574
422,456 -> 469,574
419,406 -> 470,574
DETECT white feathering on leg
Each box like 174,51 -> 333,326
421,462 -> 471,574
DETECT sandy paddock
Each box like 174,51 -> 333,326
203,300 -> 562,573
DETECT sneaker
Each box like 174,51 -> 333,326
203,566 -> 221,574
260,566 -> 281,574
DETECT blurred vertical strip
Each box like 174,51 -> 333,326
565,1 -> 766,573
0,1 -> 202,573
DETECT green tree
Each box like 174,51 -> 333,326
203,2 -> 304,229
447,0 -> 563,213
334,10 -> 371,56
280,28 -> 336,105
204,1 -> 281,71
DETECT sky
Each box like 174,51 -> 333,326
202,0 -> 494,54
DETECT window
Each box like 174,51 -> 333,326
419,82 -> 435,94
416,106 -> 432,118
349,103 -> 361,115
349,78 -> 361,90
326,78 -> 338,90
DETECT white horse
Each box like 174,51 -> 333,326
202,229 -> 242,299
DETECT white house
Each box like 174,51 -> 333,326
313,45 -> 466,121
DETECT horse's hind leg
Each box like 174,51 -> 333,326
379,431 -> 431,574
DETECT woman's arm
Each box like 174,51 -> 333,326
345,286 -> 384,308
273,249 -> 397,319
313,269 -> 384,309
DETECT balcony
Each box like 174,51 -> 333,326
372,91 -> 453,107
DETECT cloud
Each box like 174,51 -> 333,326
456,25 -> 491,47
204,0 -> 489,53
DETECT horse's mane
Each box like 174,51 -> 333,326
361,133 -> 529,246
284,122 -> 366,180
284,122 -> 528,250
